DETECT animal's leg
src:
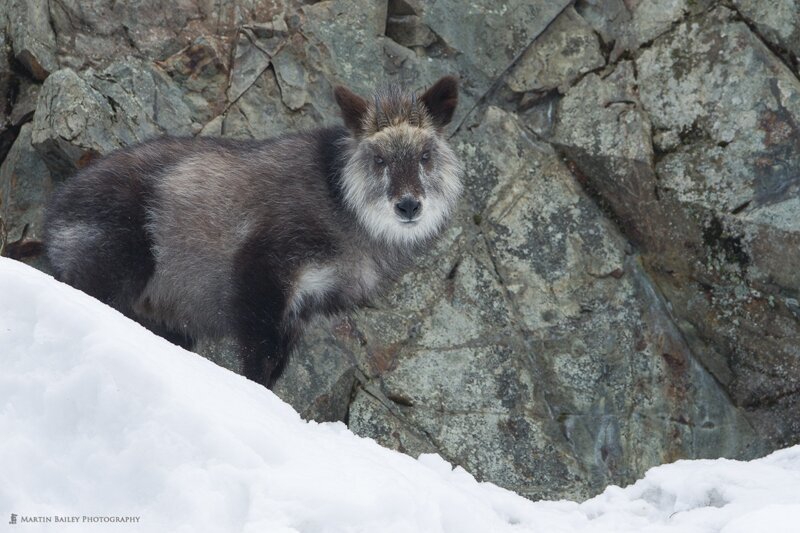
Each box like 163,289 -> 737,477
232,243 -> 294,388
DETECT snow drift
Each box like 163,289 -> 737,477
1,256 -> 799,532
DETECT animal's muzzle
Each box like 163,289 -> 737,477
394,196 -> 422,221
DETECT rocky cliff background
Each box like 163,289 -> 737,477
1,0 -> 799,501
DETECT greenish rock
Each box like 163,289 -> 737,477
31,69 -> 122,177
31,61 -> 194,177
48,0 -> 203,68
554,7 -> 800,448
345,106 -> 761,500
6,0 -> 57,80
732,0 -> 800,63
0,123 -> 52,246
385,15 -> 436,49
158,36 -> 229,123
507,7 -> 604,94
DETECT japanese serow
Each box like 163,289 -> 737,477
44,76 -> 463,387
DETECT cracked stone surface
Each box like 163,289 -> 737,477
506,6 -> 604,94
5,0 -> 58,80
553,6 -> 800,450
732,0 -> 800,64
0,123 -> 52,249
2,0 -> 798,500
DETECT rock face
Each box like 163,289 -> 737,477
2,0 -> 799,500
553,6 -> 800,451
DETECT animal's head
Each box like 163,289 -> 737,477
334,76 -> 463,246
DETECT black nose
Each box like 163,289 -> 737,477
395,197 -> 421,220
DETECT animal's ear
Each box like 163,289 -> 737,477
334,85 -> 369,133
421,76 -> 458,128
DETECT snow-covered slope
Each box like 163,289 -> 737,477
1,257 -> 799,533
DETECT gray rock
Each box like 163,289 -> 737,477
348,386 -> 439,456
386,15 -> 436,49
222,65 -> 323,140
226,30 -> 274,104
346,105 -> 761,500
576,0 -> 716,61
0,29 -> 11,124
732,0 -> 800,64
554,7 -> 800,447
48,0 -> 204,68
6,0 -> 58,80
0,28 -> 14,162
301,0 -> 388,96
31,62 -> 194,177
551,60 -> 663,247
574,0 -> 630,45
507,7 -> 604,94
637,8 -> 800,438
31,69 -> 122,178
87,59 -> 196,136
298,0 -> 572,133
272,317 -> 359,423
8,77 -> 40,127
197,316 -> 360,424
157,36 -> 229,123
419,0 -> 570,84
272,38 -> 312,111
0,123 -> 53,252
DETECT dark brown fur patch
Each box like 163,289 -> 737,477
334,76 -> 459,138
421,76 -> 459,128
334,86 -> 369,133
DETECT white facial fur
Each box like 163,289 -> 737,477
340,129 -> 462,246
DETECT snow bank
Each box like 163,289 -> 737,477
1,256 -> 799,532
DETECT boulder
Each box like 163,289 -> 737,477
31,61 -> 194,177
6,0 -> 57,80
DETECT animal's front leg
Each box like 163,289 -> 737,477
238,326 -> 292,388
232,241 -> 295,388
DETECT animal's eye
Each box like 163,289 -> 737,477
374,155 -> 385,165
420,151 -> 430,161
